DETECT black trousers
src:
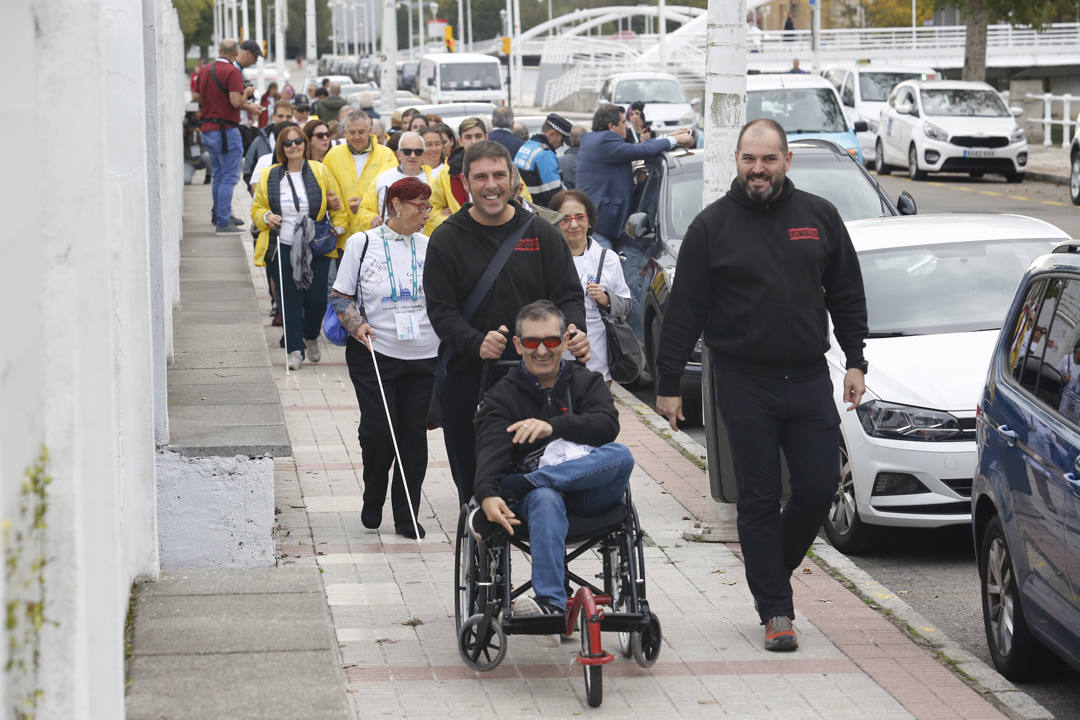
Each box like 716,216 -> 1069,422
438,369 -> 484,507
345,339 -> 436,528
713,365 -> 841,623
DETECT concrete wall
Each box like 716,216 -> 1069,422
0,0 -> 183,716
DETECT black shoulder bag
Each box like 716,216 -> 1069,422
596,248 -> 644,385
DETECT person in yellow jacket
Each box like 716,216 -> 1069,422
251,125 -> 350,370
322,110 -> 397,242
355,131 -> 433,230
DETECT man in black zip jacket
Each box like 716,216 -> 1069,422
424,141 -> 589,506
472,300 -> 632,626
656,119 -> 868,653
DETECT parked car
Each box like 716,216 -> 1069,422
747,74 -> 867,162
416,53 -> 504,104
822,63 -> 937,167
623,140 -> 915,424
398,60 -> 420,93
876,79 -> 1028,182
595,72 -> 700,132
1070,127 -> 1079,205
973,239 -> 1080,679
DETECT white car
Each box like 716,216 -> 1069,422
875,79 -> 1028,182
822,64 -> 937,166
823,214 -> 1069,554
1070,126 -> 1079,205
596,72 -> 698,131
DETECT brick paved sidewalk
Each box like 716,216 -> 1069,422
240,234 -> 1008,719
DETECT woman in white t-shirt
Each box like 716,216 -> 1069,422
329,177 -> 437,539
549,190 -> 633,384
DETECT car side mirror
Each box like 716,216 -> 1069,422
853,120 -> 868,133
1010,106 -> 1023,117
896,102 -> 913,115
691,98 -> 702,111
624,211 -> 651,240
896,191 -> 917,215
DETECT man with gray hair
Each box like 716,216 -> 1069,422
322,109 -> 398,235
489,106 -> 524,157
356,131 -> 431,228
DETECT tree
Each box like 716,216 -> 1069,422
862,0 -> 932,29
173,0 -> 214,55
933,0 -> 1080,81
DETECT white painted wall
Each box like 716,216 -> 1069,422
0,0 -> 183,716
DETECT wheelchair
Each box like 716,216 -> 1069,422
452,484 -> 662,708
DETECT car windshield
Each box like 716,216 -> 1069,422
440,63 -> 500,91
613,79 -> 687,104
859,72 -> 925,101
861,239 -> 1058,336
920,89 -> 1009,117
664,158 -> 889,240
747,88 -> 848,133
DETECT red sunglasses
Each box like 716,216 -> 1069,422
519,335 -> 563,349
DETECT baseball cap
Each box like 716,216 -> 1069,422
544,113 -> 572,138
239,40 -> 262,58
292,94 -> 311,110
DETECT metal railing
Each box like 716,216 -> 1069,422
1024,93 -> 1079,148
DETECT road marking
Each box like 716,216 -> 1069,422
954,186 -> 976,192
976,190 -> 1002,196
1041,200 -> 1067,206
1008,195 -> 1031,201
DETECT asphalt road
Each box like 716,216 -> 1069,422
631,174 -> 1080,717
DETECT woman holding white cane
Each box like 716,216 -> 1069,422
330,177 -> 437,538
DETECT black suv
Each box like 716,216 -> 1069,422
618,139 -> 915,424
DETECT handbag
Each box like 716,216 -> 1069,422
285,170 -> 337,256
322,233 -> 370,346
596,248 -> 644,385
427,216 -> 535,429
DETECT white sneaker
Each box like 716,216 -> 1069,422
287,351 -> 303,370
304,337 -> 321,363
512,596 -> 561,648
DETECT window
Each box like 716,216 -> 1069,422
613,79 -> 687,104
859,72 -> 925,102
920,89 -> 1009,118
1038,278 -> 1080,422
746,88 -> 847,133
439,63 -> 500,91
824,70 -> 842,92
1008,278 -> 1049,395
841,74 -> 854,107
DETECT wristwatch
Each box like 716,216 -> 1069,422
846,359 -> 869,374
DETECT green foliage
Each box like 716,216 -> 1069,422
861,0 -> 933,29
931,0 -> 1080,26
4,447 -> 53,720
173,0 -> 214,54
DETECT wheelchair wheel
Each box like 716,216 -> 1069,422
631,613 -> 662,668
608,545 -> 633,658
454,507 -> 479,631
458,613 -> 507,671
579,606 -> 603,707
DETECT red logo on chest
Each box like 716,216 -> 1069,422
515,237 -> 541,252
788,227 -> 820,241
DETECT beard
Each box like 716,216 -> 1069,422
738,171 -> 785,202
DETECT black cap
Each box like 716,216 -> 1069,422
239,40 -> 262,58
292,94 -> 311,110
544,113 -> 572,138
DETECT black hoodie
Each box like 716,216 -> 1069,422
423,202 -> 586,374
473,362 -> 619,501
657,177 -> 868,395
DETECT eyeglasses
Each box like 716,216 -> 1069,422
557,213 -> 588,226
311,131 -> 330,139
281,137 -> 306,148
406,201 -> 433,212
519,335 -> 563,349
399,148 -> 424,156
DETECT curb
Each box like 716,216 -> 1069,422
1026,169 -> 1069,186
611,385 -> 1055,720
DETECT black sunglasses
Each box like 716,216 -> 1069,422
311,131 -> 330,139
519,335 -> 562,349
398,148 -> 424,156
281,137 -> 306,148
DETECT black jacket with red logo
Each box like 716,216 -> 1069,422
657,177 -> 867,394
424,202 -> 585,374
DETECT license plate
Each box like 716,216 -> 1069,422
963,149 -> 995,158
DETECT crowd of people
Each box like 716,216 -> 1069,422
187,37 -> 869,653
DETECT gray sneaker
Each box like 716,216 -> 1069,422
287,351 -> 303,371
764,616 -> 798,652
513,596 -> 561,648
215,224 -> 243,235
304,337 -> 321,363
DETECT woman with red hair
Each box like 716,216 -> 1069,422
330,177 -> 437,538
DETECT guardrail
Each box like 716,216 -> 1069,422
1024,93 -> 1079,148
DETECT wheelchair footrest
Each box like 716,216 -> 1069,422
576,651 -> 614,666
502,615 -> 565,635
597,613 -> 652,633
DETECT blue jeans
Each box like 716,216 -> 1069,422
276,244 -> 331,355
515,442 -> 634,610
203,127 -> 242,228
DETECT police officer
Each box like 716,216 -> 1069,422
656,118 -> 868,653
513,113 -> 571,208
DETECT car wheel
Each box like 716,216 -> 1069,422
1071,152 -> 1080,205
822,441 -> 877,555
907,145 -> 926,180
980,515 -> 1058,680
1004,170 -> 1024,183
875,140 -> 891,175
969,171 -> 984,179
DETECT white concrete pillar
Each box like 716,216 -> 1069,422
702,0 -> 747,203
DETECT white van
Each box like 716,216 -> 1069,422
416,53 -> 504,105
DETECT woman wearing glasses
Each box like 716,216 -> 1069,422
330,177 -> 437,538
252,124 -> 349,370
303,119 -> 332,162
549,190 -> 632,385
355,132 -> 432,231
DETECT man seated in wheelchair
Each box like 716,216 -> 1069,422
473,299 -> 635,620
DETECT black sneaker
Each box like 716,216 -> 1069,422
499,473 -> 535,503
395,522 -> 425,539
215,225 -> 243,235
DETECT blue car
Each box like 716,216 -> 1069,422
747,74 -> 867,162
974,240 -> 1080,679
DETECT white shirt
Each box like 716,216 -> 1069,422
352,146 -> 371,176
250,152 -> 275,191
276,171 -> 309,246
562,239 -> 632,381
371,166 -> 428,219
332,227 -> 438,360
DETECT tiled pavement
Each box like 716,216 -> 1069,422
236,220 -> 1008,719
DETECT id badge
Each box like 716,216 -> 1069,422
395,311 -> 423,341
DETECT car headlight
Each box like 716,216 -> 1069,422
922,121 -> 948,141
1011,126 -> 1025,143
679,111 -> 696,126
856,400 -> 963,441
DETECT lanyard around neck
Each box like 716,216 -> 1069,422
380,227 -> 418,303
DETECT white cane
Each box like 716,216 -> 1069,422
364,336 -> 423,545
277,239 -> 290,375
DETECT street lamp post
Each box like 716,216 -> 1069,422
466,0 -> 473,49
418,0 -> 425,55
255,0 -> 266,93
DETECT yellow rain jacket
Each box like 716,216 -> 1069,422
251,160 -> 350,267
322,138 -> 398,237
355,165 -> 434,231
